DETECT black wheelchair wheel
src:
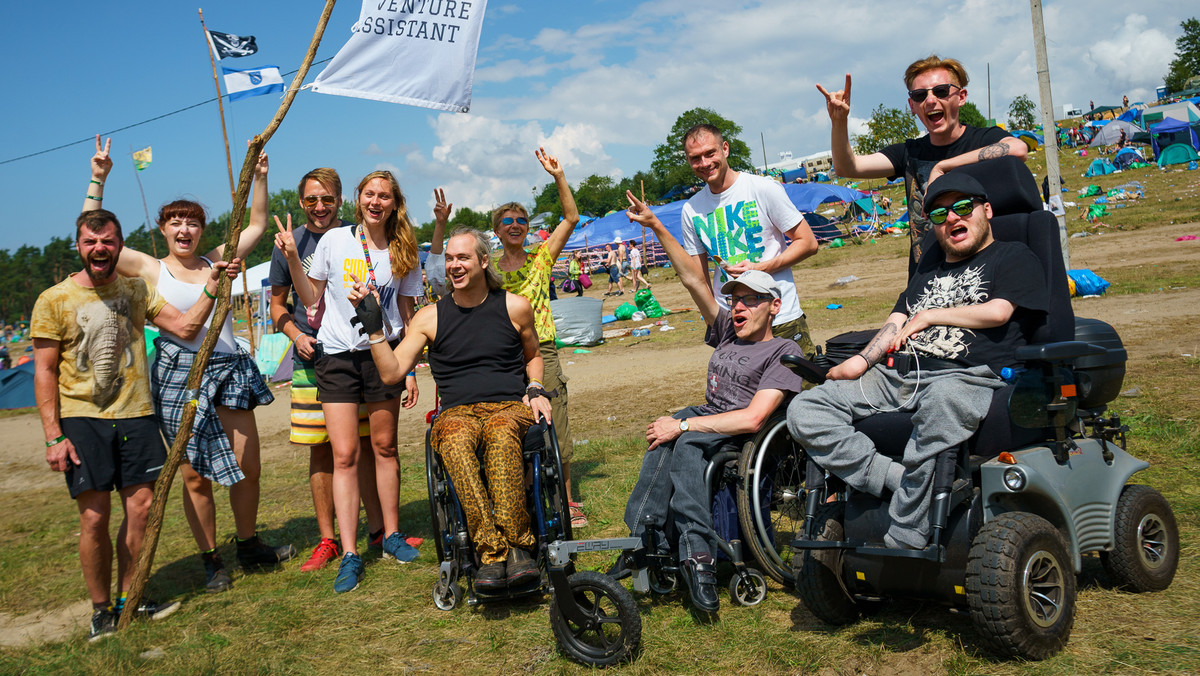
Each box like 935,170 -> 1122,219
425,431 -> 448,562
550,571 -> 641,666
794,501 -> 861,625
542,424 -> 573,544
1100,485 -> 1179,592
738,414 -> 805,585
966,512 -> 1076,660
432,578 -> 462,611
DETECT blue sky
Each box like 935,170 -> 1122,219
0,0 -> 1189,253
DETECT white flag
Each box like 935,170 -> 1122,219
311,0 -> 488,113
222,65 -> 285,101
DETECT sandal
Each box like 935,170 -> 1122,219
569,502 -> 588,528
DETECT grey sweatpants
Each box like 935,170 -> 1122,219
786,364 -> 1003,548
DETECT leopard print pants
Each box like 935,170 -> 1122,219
432,401 -> 536,565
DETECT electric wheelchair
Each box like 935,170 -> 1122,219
784,157 -> 1179,660
425,415 -> 644,666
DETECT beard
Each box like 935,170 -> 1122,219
82,254 -> 117,283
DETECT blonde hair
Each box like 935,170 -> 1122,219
298,168 -> 342,203
491,202 -> 529,232
904,55 -> 969,90
447,227 -> 503,291
355,171 -> 418,280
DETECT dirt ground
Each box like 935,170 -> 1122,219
2,220 -> 1196,645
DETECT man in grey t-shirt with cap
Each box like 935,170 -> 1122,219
614,191 -> 808,613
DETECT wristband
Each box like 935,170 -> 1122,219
90,179 -> 104,186
46,434 -> 67,447
203,286 -> 217,299
85,195 -> 103,201
858,354 -> 871,368
368,335 -> 386,345
526,386 -> 550,400
408,371 -> 417,377
527,379 -> 544,390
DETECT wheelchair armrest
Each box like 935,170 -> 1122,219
781,354 -> 828,385
1014,341 -> 1104,364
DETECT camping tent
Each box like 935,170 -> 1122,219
1088,120 -> 1144,147
1156,143 -> 1200,168
1142,101 -> 1200,127
254,332 -> 294,380
848,197 -> 887,219
1012,130 -> 1043,151
802,212 -> 843,242
1150,118 -> 1200,158
0,361 -> 34,409
1084,158 -> 1116,176
231,260 -> 273,297
1112,147 -> 1146,170
781,167 -> 807,183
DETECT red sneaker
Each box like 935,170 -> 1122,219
300,538 -> 341,572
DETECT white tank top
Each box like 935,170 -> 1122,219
155,258 -> 238,353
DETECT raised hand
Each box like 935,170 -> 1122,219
815,73 -> 853,123
433,188 -> 451,225
251,141 -> 269,178
347,273 -> 385,335
273,214 -> 296,259
535,146 -> 563,178
91,134 -> 113,182
624,190 -> 658,228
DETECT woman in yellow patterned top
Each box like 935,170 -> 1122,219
493,147 -> 584,525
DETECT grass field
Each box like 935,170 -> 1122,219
2,147 -> 1199,674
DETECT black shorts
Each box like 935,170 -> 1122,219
63,416 -> 166,499
315,341 -> 405,404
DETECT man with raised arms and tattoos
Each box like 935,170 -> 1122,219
816,55 -> 1028,268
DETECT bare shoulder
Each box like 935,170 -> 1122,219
505,291 -> 534,319
412,302 -> 438,338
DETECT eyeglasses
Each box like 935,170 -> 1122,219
302,195 -> 338,207
725,293 -> 774,308
928,198 -> 983,225
500,217 -> 529,226
907,83 -> 961,103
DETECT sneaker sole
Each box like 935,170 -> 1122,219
333,578 -> 362,593
381,552 -> 416,564
88,631 -> 116,643
146,601 -> 182,621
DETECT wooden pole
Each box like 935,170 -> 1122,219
639,180 -> 647,267
119,0 -> 337,629
199,8 -> 256,356
130,145 -> 157,257
1029,0 -> 1069,269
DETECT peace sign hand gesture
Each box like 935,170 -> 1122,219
91,134 -> 113,182
433,188 -> 452,225
535,146 -> 563,178
273,214 -> 297,259
815,73 -> 853,123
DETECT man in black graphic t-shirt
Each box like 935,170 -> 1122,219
787,173 -> 1047,550
816,55 -> 1029,267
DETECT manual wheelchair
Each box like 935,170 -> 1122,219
784,157 -> 1180,660
425,414 -> 645,666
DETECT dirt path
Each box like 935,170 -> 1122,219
2,220 -> 1196,646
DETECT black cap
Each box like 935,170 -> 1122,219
923,173 -> 989,213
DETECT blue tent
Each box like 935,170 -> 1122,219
0,361 -> 34,409
1084,158 -> 1117,176
1150,118 -> 1200,158
566,183 -> 866,251
1112,147 -> 1146,169
802,213 -> 843,242
781,167 -> 807,183
1012,130 -> 1044,150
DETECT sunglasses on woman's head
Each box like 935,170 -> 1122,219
501,217 -> 529,226
908,83 -> 961,103
302,195 -> 338,207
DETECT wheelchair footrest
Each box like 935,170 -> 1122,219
791,539 -> 852,550
853,544 -> 944,562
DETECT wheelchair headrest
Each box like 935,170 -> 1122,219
952,156 -> 1043,217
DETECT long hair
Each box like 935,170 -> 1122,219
354,171 -> 418,280
447,227 -> 503,291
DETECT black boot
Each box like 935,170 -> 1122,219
236,534 -> 297,570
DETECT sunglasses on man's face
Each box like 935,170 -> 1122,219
302,195 -> 338,207
725,293 -> 773,309
928,198 -> 982,225
908,83 -> 961,103
501,217 -> 529,226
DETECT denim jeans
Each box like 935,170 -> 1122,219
622,406 -> 740,560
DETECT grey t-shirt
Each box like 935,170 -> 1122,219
698,308 -> 807,415
268,219 -> 353,337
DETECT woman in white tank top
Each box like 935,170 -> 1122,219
83,139 -> 293,592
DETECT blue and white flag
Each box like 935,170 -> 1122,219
311,0 -> 488,113
222,65 -> 284,101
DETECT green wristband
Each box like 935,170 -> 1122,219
85,195 -> 103,201
89,179 -> 103,186
204,286 -> 217,299
46,434 -> 66,447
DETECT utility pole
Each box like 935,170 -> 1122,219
987,63 -> 992,122
1030,0 -> 1069,269
760,132 -> 768,172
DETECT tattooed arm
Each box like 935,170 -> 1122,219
926,137 -> 1028,185
826,312 -> 907,381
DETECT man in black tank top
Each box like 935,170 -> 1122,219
351,228 -> 551,591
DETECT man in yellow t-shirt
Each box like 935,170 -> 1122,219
32,210 -> 235,640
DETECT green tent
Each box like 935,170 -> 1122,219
849,197 -> 887,218
1157,143 -> 1200,167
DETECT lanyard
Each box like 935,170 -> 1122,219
357,225 -> 394,334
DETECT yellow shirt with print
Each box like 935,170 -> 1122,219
500,242 -> 556,343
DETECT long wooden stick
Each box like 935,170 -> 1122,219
120,0 -> 337,628
199,9 -> 257,356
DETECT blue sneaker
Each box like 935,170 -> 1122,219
382,532 -> 419,563
333,553 -> 364,593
